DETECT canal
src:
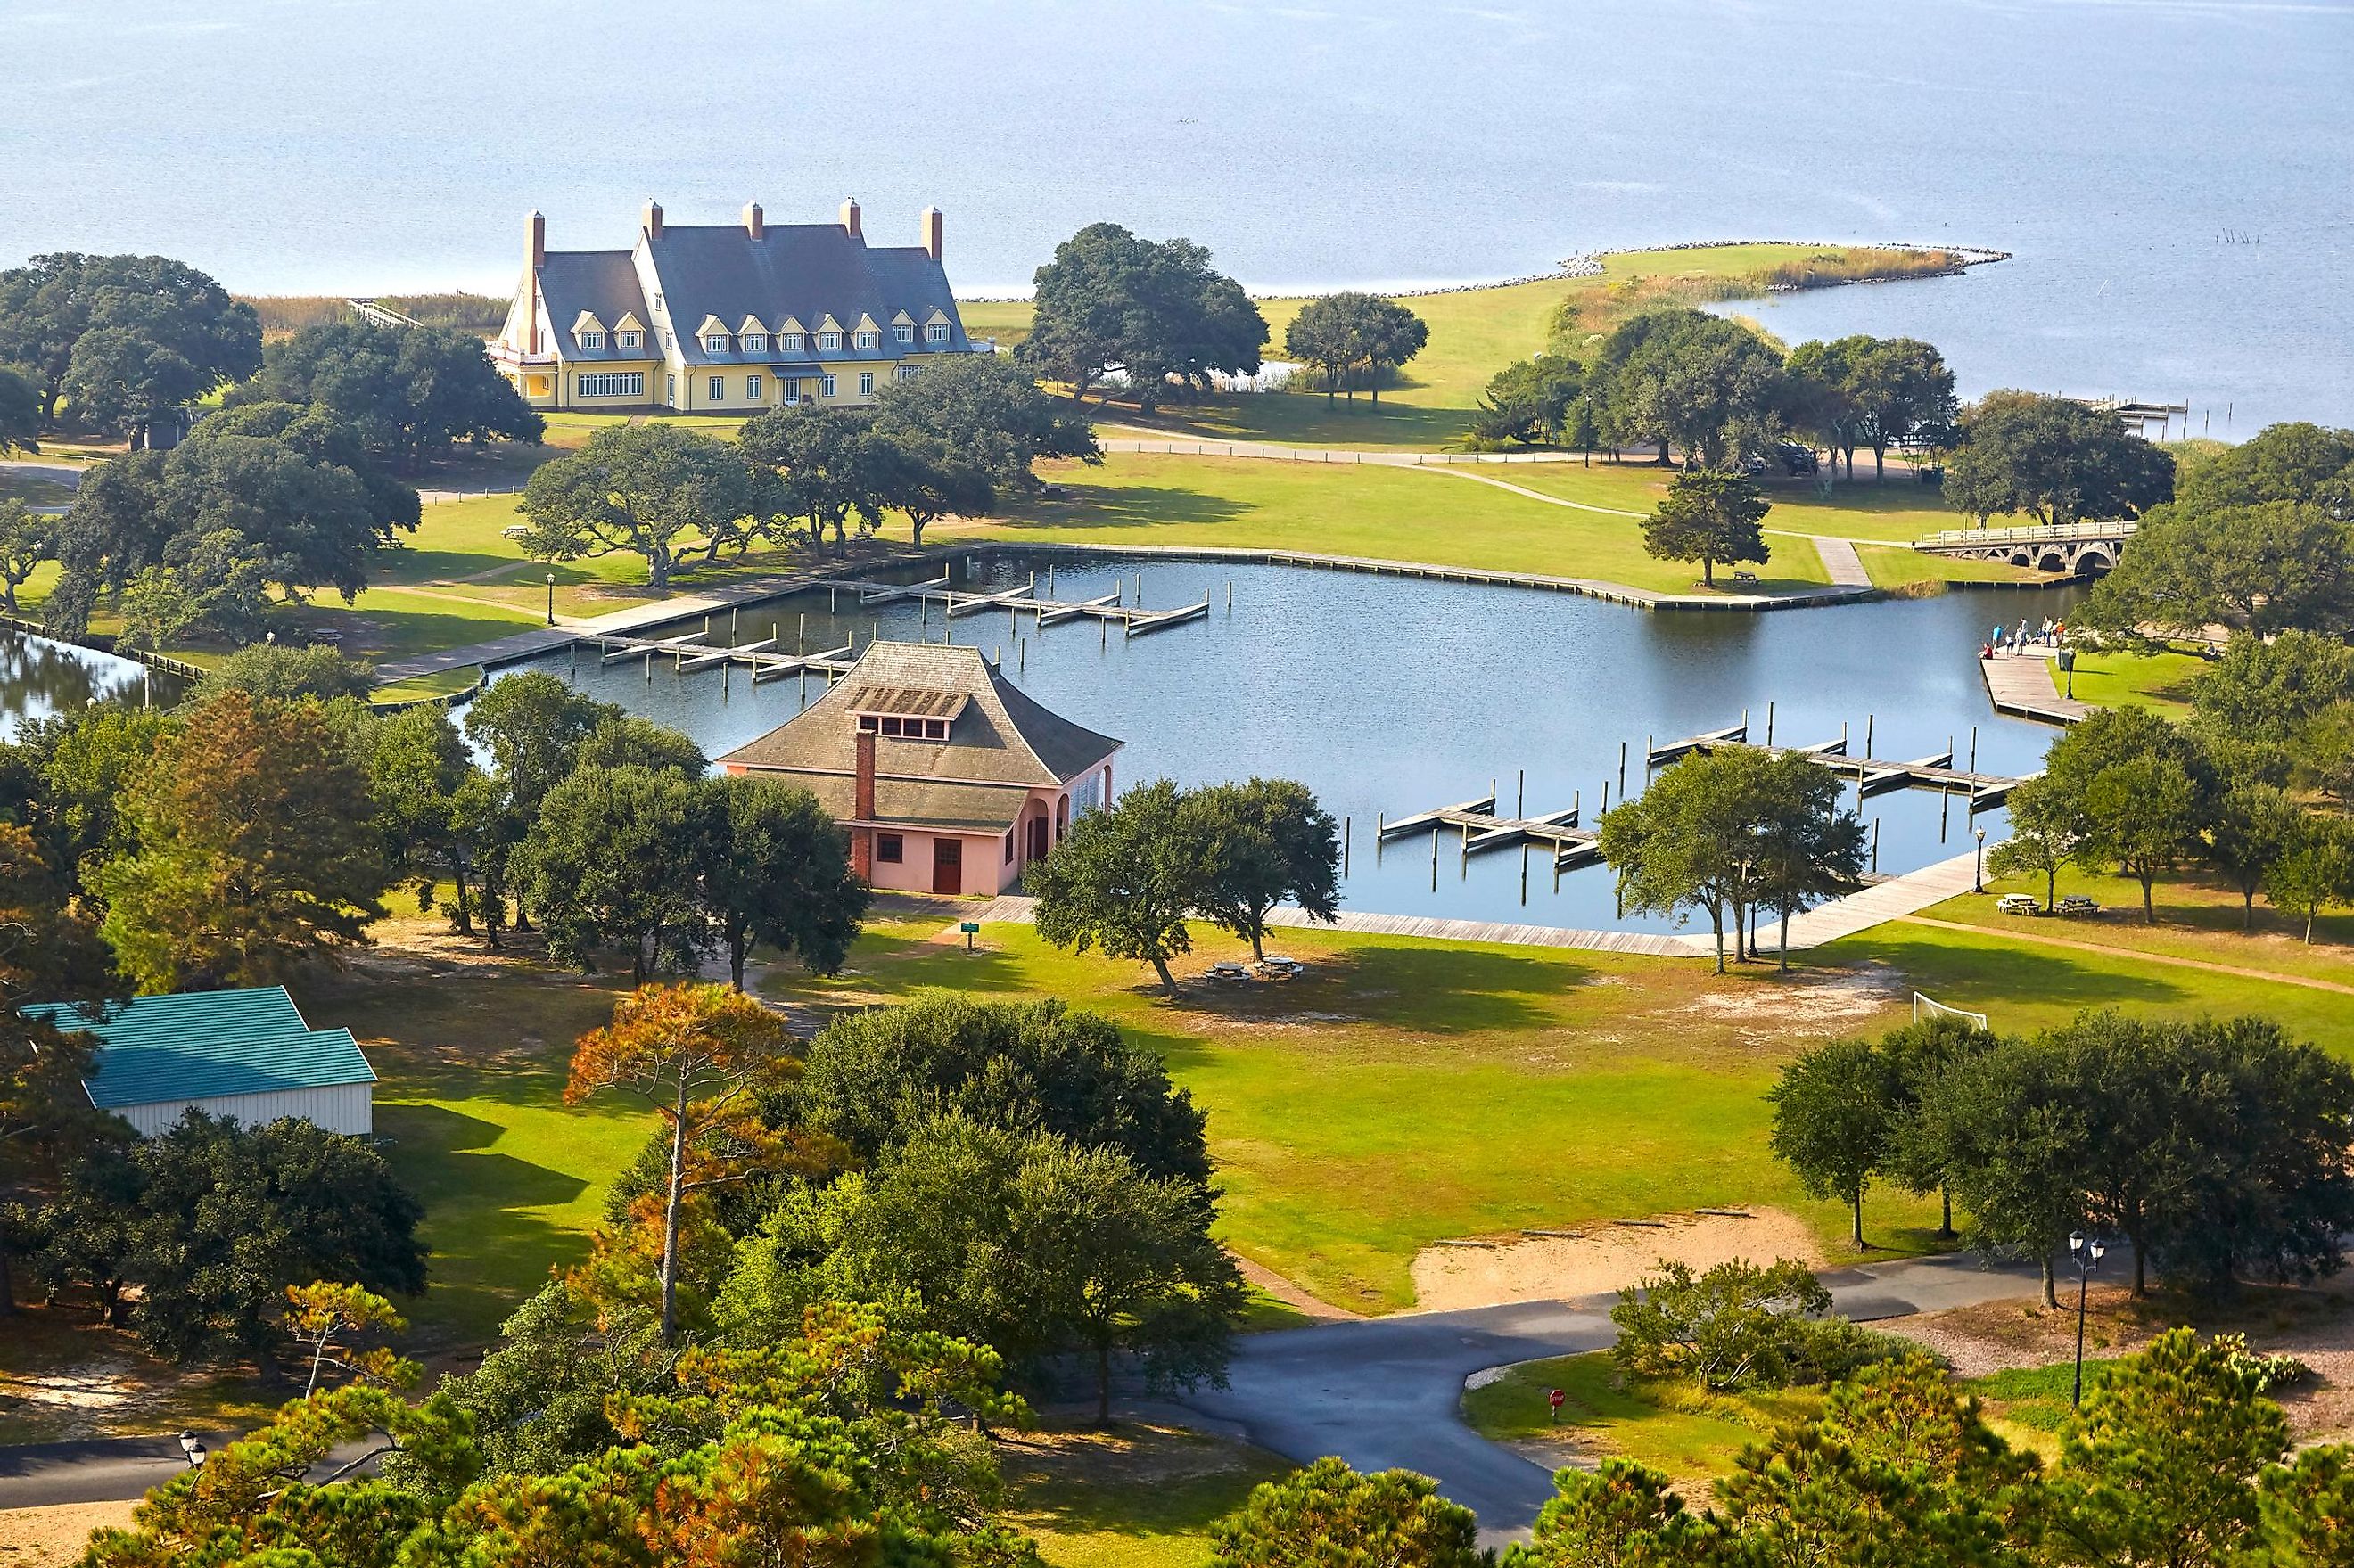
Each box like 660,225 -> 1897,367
496,553 -> 2082,935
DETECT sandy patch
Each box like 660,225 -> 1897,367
0,1358 -> 145,1439
0,1501 -> 136,1567
1410,1208 -> 1830,1312
1671,965 -> 1906,1038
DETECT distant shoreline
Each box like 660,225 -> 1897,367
952,239 -> 2012,305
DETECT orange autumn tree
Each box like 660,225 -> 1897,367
564,982 -> 826,1342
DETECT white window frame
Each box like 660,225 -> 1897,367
895,364 -> 919,382
779,332 -> 805,352
666,374 -> 677,403
925,322 -> 950,344
742,332 -> 768,353
708,375 -> 726,401
663,331 -> 675,349
818,331 -> 842,351
858,371 -> 875,397
819,373 -> 837,398
854,329 -> 880,351
618,330 -> 642,350
746,374 -> 763,400
577,330 -> 605,350
575,371 -> 644,398
893,324 -> 913,345
702,334 -> 728,355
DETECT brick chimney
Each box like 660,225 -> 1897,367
840,196 -> 862,242
641,199 -> 663,241
851,729 -> 877,879
523,210 -> 544,354
920,205 -> 942,262
743,201 -> 764,241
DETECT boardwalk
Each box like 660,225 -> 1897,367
1980,652 -> 2089,724
1810,535 -> 1873,588
1766,849 -> 1987,949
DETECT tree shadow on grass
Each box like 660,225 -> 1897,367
374,1103 -> 599,1343
1855,933 -> 2195,1014
994,484 -> 1248,535
1168,941 -> 1583,1037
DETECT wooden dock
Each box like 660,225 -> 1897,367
583,632 -> 855,683
1379,793 -> 1604,869
1647,718 -> 2029,809
816,569 -> 952,607
1980,653 -> 2090,725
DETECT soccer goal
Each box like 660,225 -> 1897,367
1913,992 -> 1989,1030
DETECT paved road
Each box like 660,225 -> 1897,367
0,1433 -> 222,1508
1176,1252 -> 2045,1548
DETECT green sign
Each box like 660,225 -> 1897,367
959,922 -> 981,933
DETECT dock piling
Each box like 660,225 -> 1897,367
1766,701 -> 1774,745
1969,726 -> 1979,773
1618,740 -> 1626,793
1516,768 -> 1525,819
1865,713 -> 1875,758
1343,815 -> 1351,876
1872,817 -> 1881,874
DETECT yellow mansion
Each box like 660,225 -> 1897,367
492,199 -> 975,413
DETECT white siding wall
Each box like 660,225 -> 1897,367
116,1083 -> 374,1138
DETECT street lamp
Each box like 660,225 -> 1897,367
177,1430 -> 207,1468
2069,1232 -> 2106,1408
1974,826 -> 1988,893
545,571 -> 556,626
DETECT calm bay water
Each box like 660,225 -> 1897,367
2,0 -> 2348,427
497,558 -> 2081,933
0,631 -> 178,738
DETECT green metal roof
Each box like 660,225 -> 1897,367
23,985 -> 376,1110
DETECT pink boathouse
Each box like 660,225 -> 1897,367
716,642 -> 1122,895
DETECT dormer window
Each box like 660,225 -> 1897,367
778,332 -> 805,353
926,322 -> 951,344
893,324 -> 914,345
702,333 -> 729,354
857,714 -> 950,740
819,331 -> 843,351
742,332 -> 768,353
618,330 -> 643,350
854,329 -> 880,351
578,330 -> 605,350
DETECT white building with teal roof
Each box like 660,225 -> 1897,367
23,985 -> 377,1137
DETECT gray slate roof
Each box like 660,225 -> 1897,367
539,220 -> 970,368
535,251 -> 652,362
720,643 -> 1121,825
24,985 -> 376,1111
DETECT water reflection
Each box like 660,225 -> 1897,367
0,630 -> 182,738
490,554 -> 2084,933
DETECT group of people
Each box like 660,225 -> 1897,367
1985,616 -> 2065,659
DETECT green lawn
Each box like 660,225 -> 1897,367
1461,1350 -> 1816,1489
2048,645 -> 2209,717
1000,1422 -> 1291,1568
772,905 -> 2354,1315
958,454 -> 1831,596
0,469 -> 75,509
295,950 -> 654,1347
962,242 -> 1970,451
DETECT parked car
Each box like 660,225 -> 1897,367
1996,893 -> 2042,916
2058,894 -> 2102,916
1776,442 -> 1819,476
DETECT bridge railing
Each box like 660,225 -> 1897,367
1916,521 -> 2140,548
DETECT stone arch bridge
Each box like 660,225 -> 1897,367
1912,521 -> 2138,576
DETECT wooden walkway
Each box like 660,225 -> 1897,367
1810,535 -> 1873,588
1766,849 -> 1988,950
1980,652 -> 2090,725
1646,718 -> 2029,808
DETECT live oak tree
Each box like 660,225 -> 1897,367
515,763 -> 710,983
461,669 -> 619,822
693,773 -> 866,990
1019,221 -> 1267,411
869,350 -> 1100,494
575,712 -> 708,776
1210,1457 -> 1487,1568
0,252 -> 261,431
1875,1014 -> 2000,1240
2263,814 -> 2354,943
1591,308 -> 1786,469
737,401 -> 888,553
2081,499 -> 2354,639
1987,773 -> 2081,913
0,497 -> 51,612
97,690 -> 391,990
1469,354 -> 1583,446
862,430 -> 995,546
2190,629 -> 2354,745
0,363 -> 38,453
254,318 -> 543,471
1284,291 -> 1429,406
2207,781 -> 2309,929
564,982 -> 811,1342
1027,776 -> 1212,995
1943,390 -> 2175,527
1188,776 -> 1342,961
1846,335 -> 1959,479
2297,700 -> 2354,816
1749,750 -> 1868,966
1642,468 -> 1772,587
785,991 -> 1213,1185
519,422 -> 762,587
1768,1038 -> 1900,1248
2173,419 -> 2354,516
2039,705 -> 2216,922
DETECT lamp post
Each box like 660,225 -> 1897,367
545,571 -> 556,626
2070,1231 -> 2106,1408
1974,826 -> 1988,894
2059,646 -> 2077,699
177,1430 -> 207,1469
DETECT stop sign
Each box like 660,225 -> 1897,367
1547,1388 -> 1564,1411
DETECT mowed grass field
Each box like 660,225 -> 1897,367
766,902 -> 2354,1315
